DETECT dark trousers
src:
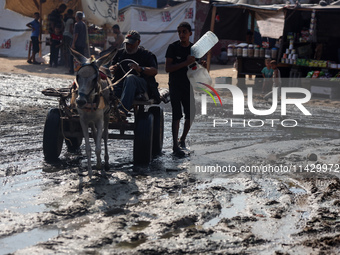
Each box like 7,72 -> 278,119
50,40 -> 60,67
62,36 -> 72,68
114,74 -> 147,113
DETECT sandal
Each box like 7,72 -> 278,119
173,147 -> 185,158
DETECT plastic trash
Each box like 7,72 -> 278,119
190,31 -> 219,58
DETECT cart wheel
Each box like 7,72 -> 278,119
43,108 -> 63,162
65,137 -> 83,152
134,112 -> 154,164
148,106 -> 164,155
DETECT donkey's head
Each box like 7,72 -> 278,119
70,48 -> 117,108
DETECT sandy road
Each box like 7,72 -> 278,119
0,56 -> 237,87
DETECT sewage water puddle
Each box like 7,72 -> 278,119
1,170 -> 47,214
0,227 -> 60,255
203,193 -> 247,228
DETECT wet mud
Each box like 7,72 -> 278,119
1,72 -> 340,254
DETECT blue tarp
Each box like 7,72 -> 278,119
119,0 -> 157,10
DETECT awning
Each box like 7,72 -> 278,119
201,3 -> 285,40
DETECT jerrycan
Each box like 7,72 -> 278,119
187,62 -> 212,89
190,31 -> 219,58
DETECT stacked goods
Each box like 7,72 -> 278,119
309,9 -> 316,41
227,43 -> 276,59
281,41 -> 298,64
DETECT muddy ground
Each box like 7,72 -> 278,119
0,60 -> 340,254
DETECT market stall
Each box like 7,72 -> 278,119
277,3 -> 340,98
200,3 -> 285,87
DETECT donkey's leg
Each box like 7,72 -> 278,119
95,119 -> 103,170
80,120 -> 92,178
103,112 -> 110,171
90,123 -> 97,143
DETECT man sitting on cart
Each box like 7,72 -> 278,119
109,30 -> 160,118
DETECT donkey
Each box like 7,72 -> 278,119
70,48 -> 117,178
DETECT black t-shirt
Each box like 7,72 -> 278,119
74,21 -> 87,48
111,46 -> 160,100
165,40 -> 193,87
48,9 -> 63,34
111,46 -> 157,83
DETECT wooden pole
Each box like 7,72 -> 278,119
28,41 -> 32,60
39,0 -> 43,57
206,5 -> 216,72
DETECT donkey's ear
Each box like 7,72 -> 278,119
96,48 -> 118,67
69,47 -> 88,65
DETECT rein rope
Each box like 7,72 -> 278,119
71,62 -> 134,114
101,68 -> 133,92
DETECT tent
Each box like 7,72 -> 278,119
1,0 -> 121,58
118,0 -> 196,63
119,0 -> 157,9
4,0 -> 119,26
0,0 -> 49,57
1,0 -> 82,58
1,0 -> 195,61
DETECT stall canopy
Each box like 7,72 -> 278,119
5,0 -> 82,19
282,3 -> 340,62
201,3 -> 285,41
5,0 -> 119,26
283,2 -> 340,39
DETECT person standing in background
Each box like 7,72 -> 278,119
49,24 -> 63,67
62,9 -> 74,71
26,12 -> 41,65
70,11 -> 87,74
111,24 -> 124,50
218,47 -> 228,65
100,24 -> 124,57
48,4 -> 66,35
48,4 -> 66,67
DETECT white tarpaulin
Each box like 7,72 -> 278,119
118,1 -> 196,63
82,0 -> 119,26
1,0 -> 118,58
0,0 -> 49,58
255,11 -> 284,39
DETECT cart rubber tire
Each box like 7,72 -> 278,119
65,137 -> 83,152
134,112 -> 154,164
43,108 -> 63,162
63,119 -> 83,152
148,106 -> 164,156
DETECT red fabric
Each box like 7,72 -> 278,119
51,33 -> 63,41
99,71 -> 107,80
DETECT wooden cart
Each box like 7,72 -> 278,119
42,87 -> 167,165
